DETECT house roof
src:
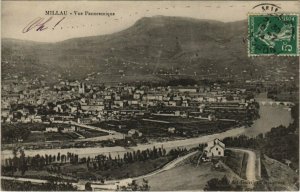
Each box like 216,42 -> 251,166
204,139 -> 225,152
204,143 -> 225,152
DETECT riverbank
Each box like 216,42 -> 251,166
2,94 -> 293,161
1,127 -> 246,160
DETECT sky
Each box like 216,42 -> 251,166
2,1 -> 299,42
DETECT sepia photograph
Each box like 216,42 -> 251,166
1,0 -> 299,191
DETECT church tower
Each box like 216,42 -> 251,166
79,82 -> 85,94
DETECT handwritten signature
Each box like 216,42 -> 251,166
22,17 -> 65,33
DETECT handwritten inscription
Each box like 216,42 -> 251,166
22,17 -> 66,33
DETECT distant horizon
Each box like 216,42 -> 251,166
2,1 -> 299,42
2,15 -> 247,43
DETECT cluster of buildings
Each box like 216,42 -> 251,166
1,79 -> 257,124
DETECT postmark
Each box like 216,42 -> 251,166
252,3 -> 282,13
248,13 -> 299,56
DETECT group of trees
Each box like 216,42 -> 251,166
1,180 -> 77,191
84,179 -> 150,191
84,146 -> 187,171
2,151 -> 80,175
204,176 -> 243,191
118,179 -> 150,191
2,145 -> 188,179
2,148 -> 28,176
2,124 -> 31,143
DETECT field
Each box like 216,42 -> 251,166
45,132 -> 79,141
137,158 -> 229,190
59,156 -> 173,181
261,155 -> 299,191
90,117 -> 236,138
222,149 -> 248,179
23,132 -> 78,142
1,121 -> 110,144
24,132 -> 45,142
76,129 -> 108,138
2,155 -> 176,182
24,130 -> 108,143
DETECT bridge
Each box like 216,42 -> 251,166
258,101 -> 295,107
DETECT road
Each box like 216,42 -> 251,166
135,151 -> 198,179
228,148 -> 257,182
106,150 -> 198,184
1,147 -> 261,191
1,127 -> 246,159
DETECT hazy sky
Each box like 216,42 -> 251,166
2,1 -> 299,42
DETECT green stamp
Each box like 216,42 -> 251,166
248,14 -> 299,56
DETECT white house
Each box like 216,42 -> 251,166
168,127 -> 176,134
208,114 -> 216,121
128,129 -> 142,137
133,93 -> 141,100
45,127 -> 58,132
33,115 -> 42,123
203,138 -> 225,158
62,126 -> 76,133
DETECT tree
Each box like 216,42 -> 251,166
85,182 -> 92,191
49,155 -> 52,164
158,148 -> 163,157
108,153 -> 112,161
45,154 -> 49,165
87,156 -> 91,169
61,154 -> 66,163
204,176 -> 242,191
57,152 -> 61,162
140,179 -> 150,191
119,179 -> 150,191
19,149 -> 27,176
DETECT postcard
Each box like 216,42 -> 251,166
1,0 -> 299,191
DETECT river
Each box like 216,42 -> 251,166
244,93 -> 293,137
1,93 -> 293,160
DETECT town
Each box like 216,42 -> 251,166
1,78 -> 262,149
1,4 -> 299,191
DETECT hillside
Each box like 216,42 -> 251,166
260,155 -> 299,191
2,16 -> 298,83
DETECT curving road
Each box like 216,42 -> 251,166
106,150 -> 198,184
1,127 -> 246,159
228,148 -> 257,182
2,148 -> 258,190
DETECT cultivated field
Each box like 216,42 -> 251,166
137,159 -> 228,190
90,117 -> 236,138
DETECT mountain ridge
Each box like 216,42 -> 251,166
2,16 -> 298,84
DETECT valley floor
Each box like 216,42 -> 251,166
136,156 -> 236,191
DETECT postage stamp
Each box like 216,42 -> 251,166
248,13 -> 299,56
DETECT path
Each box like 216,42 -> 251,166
228,148 -> 257,182
106,150 -> 198,184
1,127 -> 246,159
